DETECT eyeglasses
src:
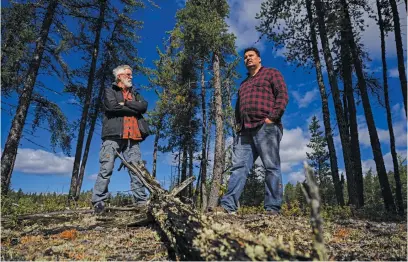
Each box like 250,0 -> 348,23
119,73 -> 132,78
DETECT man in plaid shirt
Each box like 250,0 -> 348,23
219,47 -> 289,215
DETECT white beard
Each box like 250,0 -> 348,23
123,79 -> 132,88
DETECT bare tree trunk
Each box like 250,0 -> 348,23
207,53 -> 224,209
180,145 -> 188,198
306,0 -> 344,206
389,0 -> 407,116
1,0 -> 58,194
340,0 -> 396,212
199,64 -> 209,212
152,116 -> 163,178
340,29 -> 364,208
69,0 -> 107,200
177,148 -> 181,186
188,143 -> 194,198
75,73 -> 106,199
377,0 -> 404,215
314,0 -> 357,206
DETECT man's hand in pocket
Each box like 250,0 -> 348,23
265,118 -> 274,124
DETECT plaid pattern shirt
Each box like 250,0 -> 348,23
122,89 -> 142,141
236,67 -> 289,131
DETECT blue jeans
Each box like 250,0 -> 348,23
92,139 -> 148,206
220,123 -> 283,212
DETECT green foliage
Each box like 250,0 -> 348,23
31,94 -> 73,155
1,190 -> 92,219
1,1 -> 38,96
321,205 -> 352,221
281,200 -> 303,216
306,116 -> 336,205
240,160 -> 265,207
237,205 -> 264,215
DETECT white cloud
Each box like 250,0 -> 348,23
388,67 -> 399,78
392,103 -> 406,121
226,0 -> 406,60
281,127 -> 311,172
14,148 -> 74,175
291,88 -> 319,108
226,0 -> 265,52
287,171 -> 305,184
361,150 -> 407,174
360,1 -> 406,59
88,173 -> 98,181
358,117 -> 407,148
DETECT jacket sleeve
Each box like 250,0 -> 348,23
124,91 -> 148,114
103,88 -> 139,115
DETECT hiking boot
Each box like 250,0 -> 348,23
265,209 -> 281,216
208,206 -> 237,216
134,201 -> 148,207
94,202 -> 105,215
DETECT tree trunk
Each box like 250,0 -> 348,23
1,0 -> 58,195
177,148 -> 181,186
306,0 -> 344,206
180,145 -> 188,197
199,64 -> 209,212
340,0 -> 396,212
152,119 -> 162,178
74,73 -> 106,199
207,53 -> 225,209
69,0 -> 107,200
225,78 -> 236,140
340,29 -> 364,208
314,0 -> 357,206
188,142 -> 194,197
389,0 -> 407,116
377,0 -> 404,215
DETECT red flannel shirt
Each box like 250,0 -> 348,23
236,67 -> 289,131
122,89 -> 142,141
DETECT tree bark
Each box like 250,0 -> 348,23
180,145 -> 188,197
188,142 -> 194,197
314,0 -> 357,206
389,0 -> 407,116
207,53 -> 225,209
152,118 -> 162,178
340,29 -> 364,208
69,0 -> 107,200
305,0 -> 344,206
1,0 -> 58,194
377,0 -> 404,215
199,64 -> 209,212
75,72 -> 106,199
340,0 -> 396,212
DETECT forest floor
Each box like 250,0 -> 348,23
1,208 -> 407,261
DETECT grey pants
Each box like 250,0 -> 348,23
91,139 -> 148,206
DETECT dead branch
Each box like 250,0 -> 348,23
301,162 -> 328,261
113,150 -> 310,261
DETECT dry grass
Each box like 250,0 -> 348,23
1,210 -> 406,261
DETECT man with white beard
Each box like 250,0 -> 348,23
92,65 -> 148,214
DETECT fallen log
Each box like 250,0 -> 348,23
115,150 -> 311,261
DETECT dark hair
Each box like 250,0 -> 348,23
244,47 -> 261,58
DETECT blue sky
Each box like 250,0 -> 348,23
1,0 -> 407,194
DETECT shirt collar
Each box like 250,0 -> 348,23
246,66 -> 264,77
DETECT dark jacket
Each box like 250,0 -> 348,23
101,83 -> 148,140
